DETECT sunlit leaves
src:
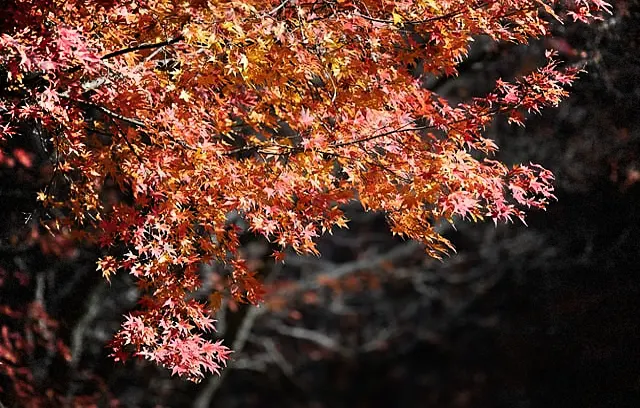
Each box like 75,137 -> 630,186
0,0 -> 611,380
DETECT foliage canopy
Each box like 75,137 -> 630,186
0,0 -> 610,380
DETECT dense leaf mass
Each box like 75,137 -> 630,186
0,0 -> 610,380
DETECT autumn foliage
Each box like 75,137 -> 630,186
0,0 -> 611,381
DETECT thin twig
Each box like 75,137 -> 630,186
333,123 -> 434,148
265,0 -> 291,16
93,105 -> 145,128
101,35 -> 184,60
113,120 -> 144,163
332,106 -> 506,148
59,94 -> 146,127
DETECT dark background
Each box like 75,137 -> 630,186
1,2 -> 639,407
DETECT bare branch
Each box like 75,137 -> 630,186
192,306 -> 266,408
261,338 -> 294,377
265,0 -> 291,16
70,284 -> 106,368
278,240 -> 423,294
272,323 -> 348,355
193,265 -> 282,408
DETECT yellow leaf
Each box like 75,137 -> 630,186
392,12 -> 403,25
179,90 -> 191,101
239,54 -> 248,72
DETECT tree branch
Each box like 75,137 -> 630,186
192,265 -> 282,408
192,306 -> 266,408
101,35 -> 184,60
272,323 -> 349,356
265,0 -> 291,16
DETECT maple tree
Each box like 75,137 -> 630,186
0,0 -> 611,382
